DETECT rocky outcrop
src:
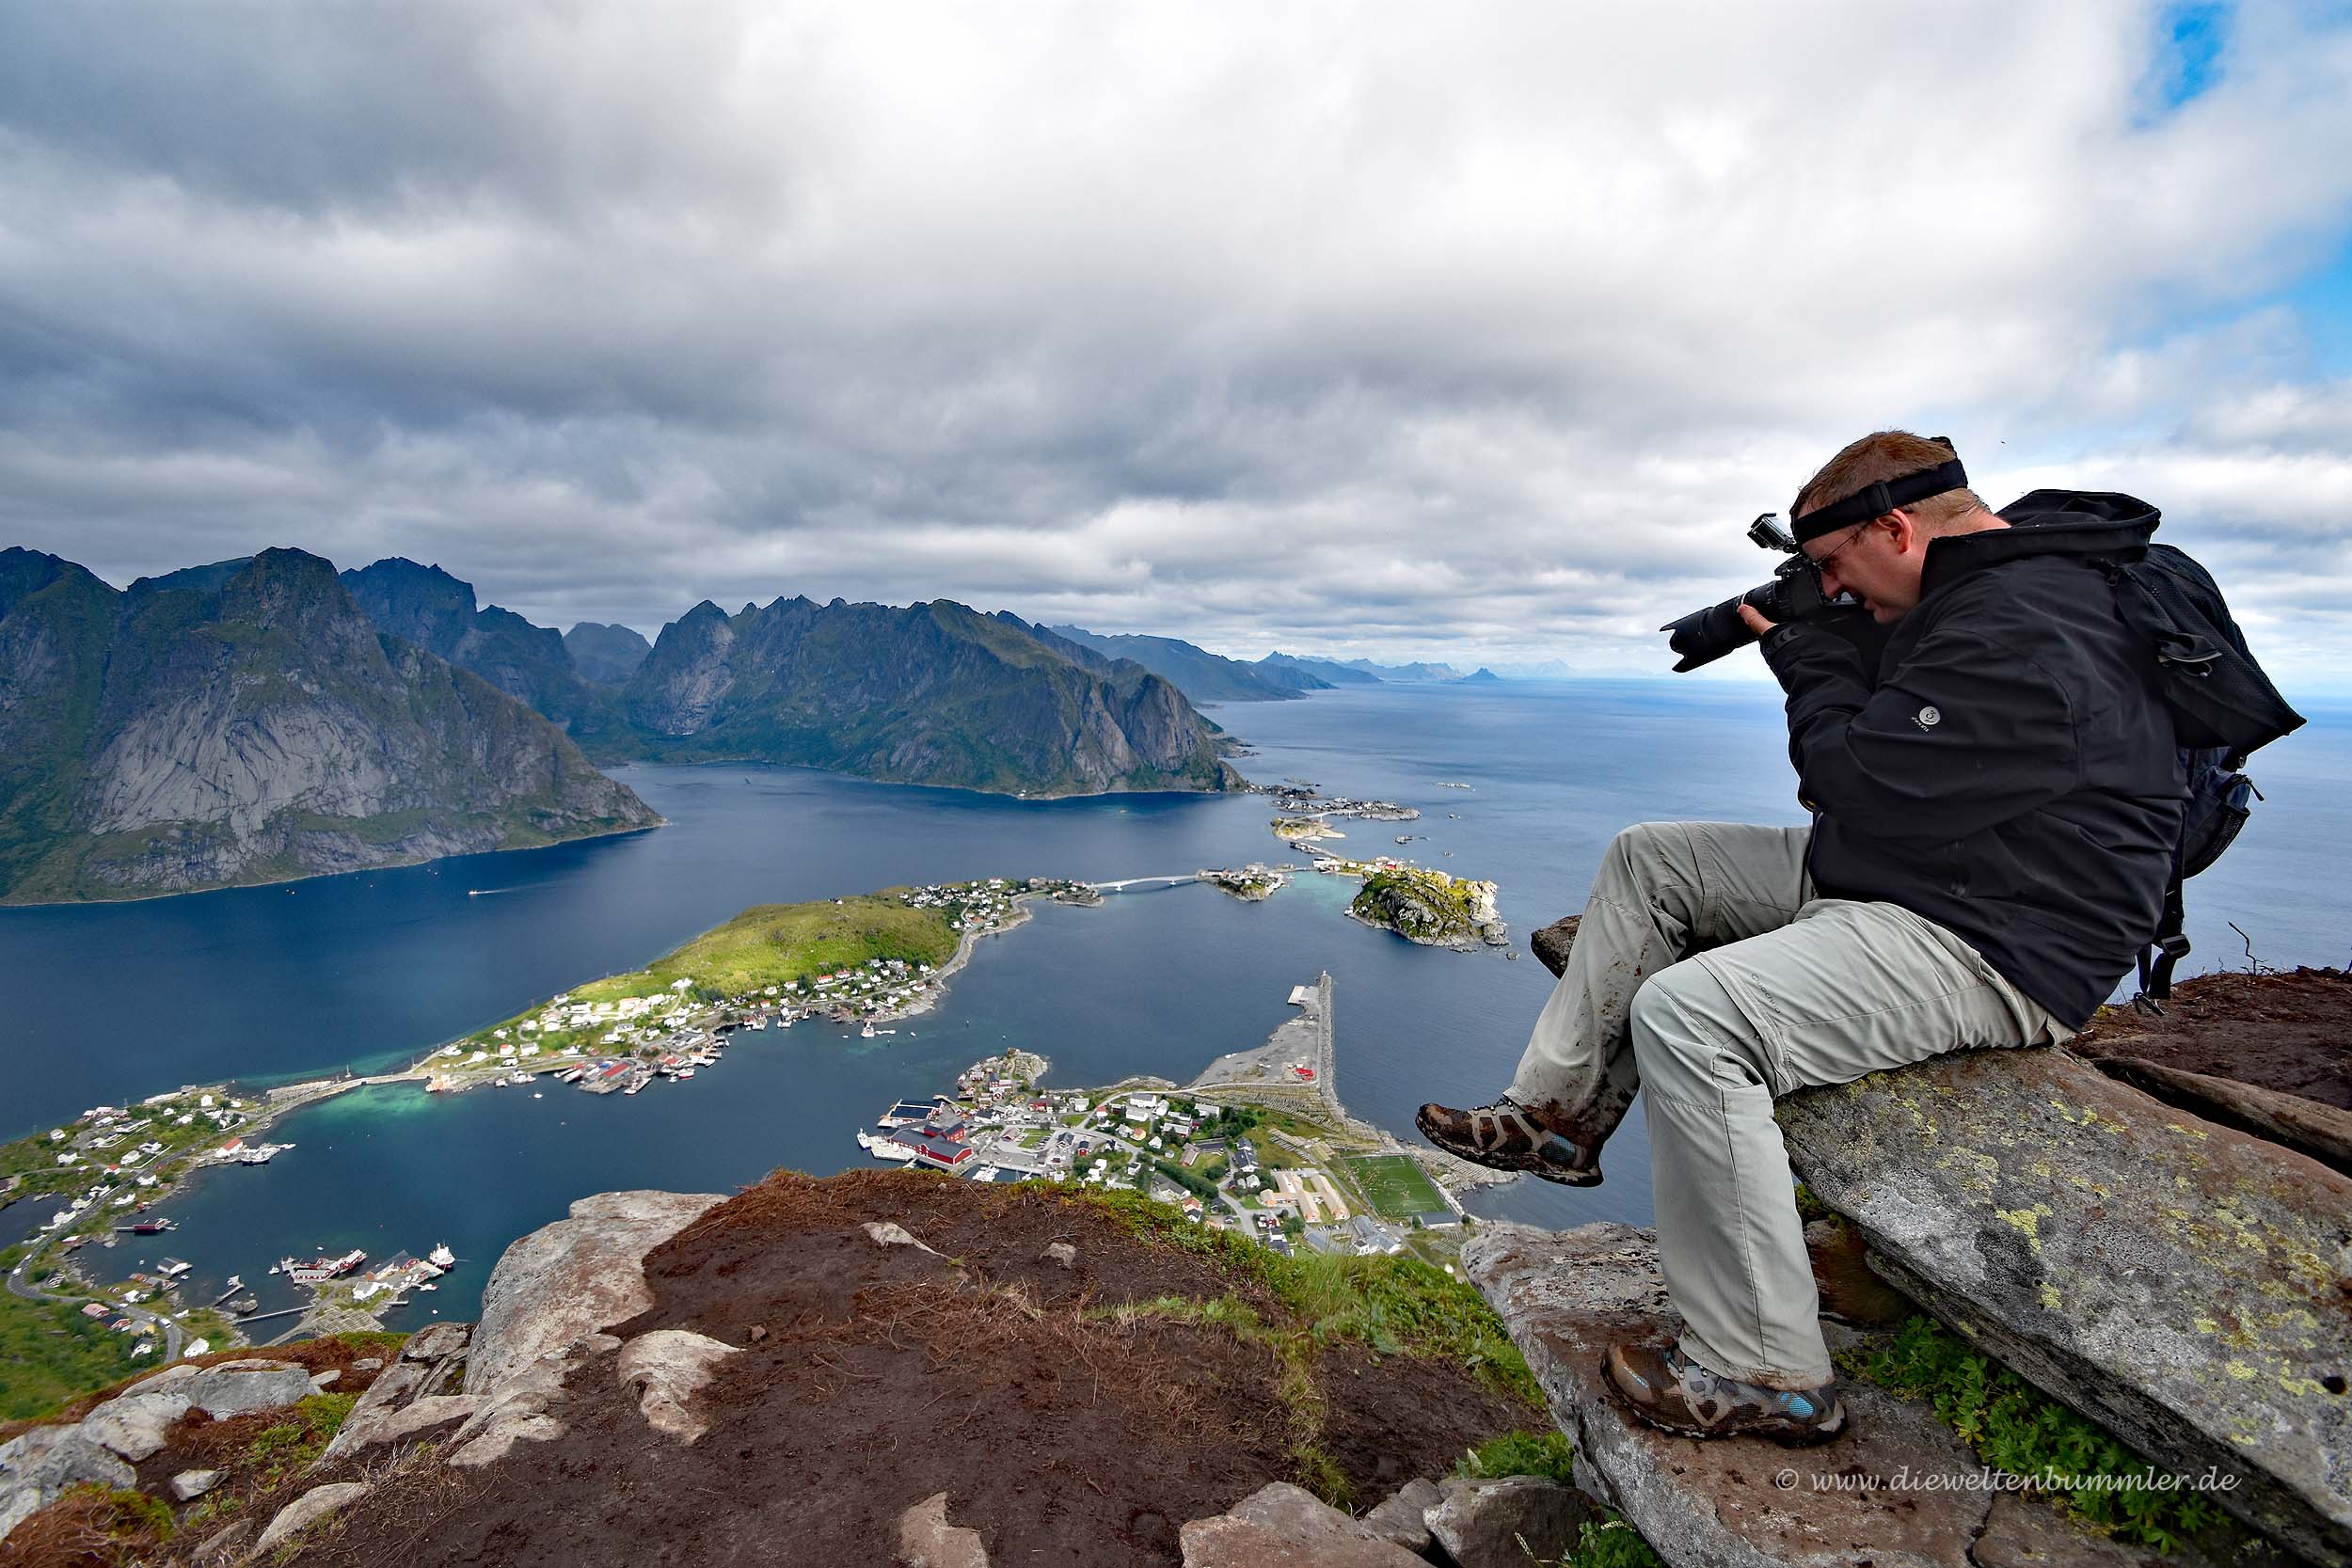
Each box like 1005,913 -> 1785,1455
1462,1223 -> 2218,1568
1358,1478 -> 1440,1554
177,1360 -> 319,1418
1177,1481 -> 1426,1566
1779,1046 -> 2352,1565
613,1329 -> 739,1442
0,547 -> 658,902
451,1188 -> 724,1466
253,1481 -> 370,1556
0,1424 -> 135,1540
320,1322 -> 477,1462
1530,913 -> 1578,976
2090,1054 -> 2352,1177
77,1389 -> 188,1462
1424,1474 -> 1596,1568
898,1491 -> 992,1568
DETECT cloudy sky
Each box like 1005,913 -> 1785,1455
4,2 -> 2349,688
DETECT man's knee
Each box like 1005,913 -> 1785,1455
1599,821 -> 1683,892
1609,821 -> 1676,863
1631,962 -> 1769,1094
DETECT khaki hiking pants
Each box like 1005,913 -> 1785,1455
1508,821 -> 2067,1389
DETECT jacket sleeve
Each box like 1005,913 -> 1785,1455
1761,616 -> 2082,842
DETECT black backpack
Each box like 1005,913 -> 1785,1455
2095,543 -> 2305,1005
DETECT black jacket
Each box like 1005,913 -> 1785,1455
1760,491 -> 2185,1028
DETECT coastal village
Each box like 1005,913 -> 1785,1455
0,844 -> 1496,1404
850,1051 -> 1461,1264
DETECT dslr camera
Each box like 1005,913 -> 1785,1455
1659,515 -> 1859,672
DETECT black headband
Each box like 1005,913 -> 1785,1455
1792,451 -> 1968,544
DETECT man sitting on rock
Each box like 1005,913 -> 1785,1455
1419,431 -> 2184,1443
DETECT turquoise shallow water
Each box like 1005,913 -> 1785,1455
6,679 -> 2346,1324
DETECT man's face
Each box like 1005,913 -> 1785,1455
1800,515 -> 1923,623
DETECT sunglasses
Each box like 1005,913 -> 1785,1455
1805,522 -> 1872,575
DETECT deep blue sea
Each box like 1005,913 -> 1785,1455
4,680 -> 2345,1323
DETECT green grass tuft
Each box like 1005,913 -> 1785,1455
1563,1513 -> 1669,1568
1073,1188 -> 1539,1405
1455,1428 -> 1578,1487
1292,1443 -> 1357,1512
1851,1315 -> 2234,1553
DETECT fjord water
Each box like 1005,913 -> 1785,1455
5,680 -> 2346,1323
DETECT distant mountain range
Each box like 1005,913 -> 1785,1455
0,547 -> 658,904
1041,629 -> 1483,705
1045,626 -> 1331,703
0,548 -> 1248,900
0,540 -> 1525,901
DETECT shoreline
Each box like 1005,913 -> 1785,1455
0,819 -> 667,912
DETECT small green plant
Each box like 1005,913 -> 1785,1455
1851,1316 -> 2231,1552
1455,1429 -> 1577,1487
1562,1512 -> 1668,1568
299,1390 -> 358,1439
52,1482 -> 177,1548
1292,1442 -> 1356,1511
241,1392 -> 360,1482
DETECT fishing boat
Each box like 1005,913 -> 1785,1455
428,1243 -> 457,1269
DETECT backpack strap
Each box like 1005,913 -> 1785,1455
2138,872 -> 2191,1006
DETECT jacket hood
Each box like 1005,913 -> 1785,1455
1919,488 -> 2162,598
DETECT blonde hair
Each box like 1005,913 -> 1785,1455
1794,430 -> 1985,531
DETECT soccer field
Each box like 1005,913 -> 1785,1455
1344,1153 -> 1449,1219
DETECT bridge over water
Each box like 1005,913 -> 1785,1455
1089,863 -> 1303,894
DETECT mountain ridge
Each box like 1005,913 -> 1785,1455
0,546 -> 659,904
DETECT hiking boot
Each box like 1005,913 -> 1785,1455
1602,1341 -> 1847,1445
1415,1097 -> 1602,1186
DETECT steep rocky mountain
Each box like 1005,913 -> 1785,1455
564,621 -> 652,684
1047,624 -> 1322,703
340,559 -> 623,740
0,547 -> 658,904
628,597 -> 1235,795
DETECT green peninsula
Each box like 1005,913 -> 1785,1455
424,878 -> 1096,1086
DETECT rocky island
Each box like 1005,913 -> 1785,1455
1347,866 -> 1507,950
1200,863 -> 1286,900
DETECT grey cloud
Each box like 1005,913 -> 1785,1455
4,2 -> 2352,689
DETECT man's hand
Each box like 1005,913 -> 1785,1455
1738,603 -> 1777,638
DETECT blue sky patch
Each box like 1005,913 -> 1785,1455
2152,2 -> 2231,112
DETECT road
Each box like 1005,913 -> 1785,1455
8,1252 -> 185,1360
